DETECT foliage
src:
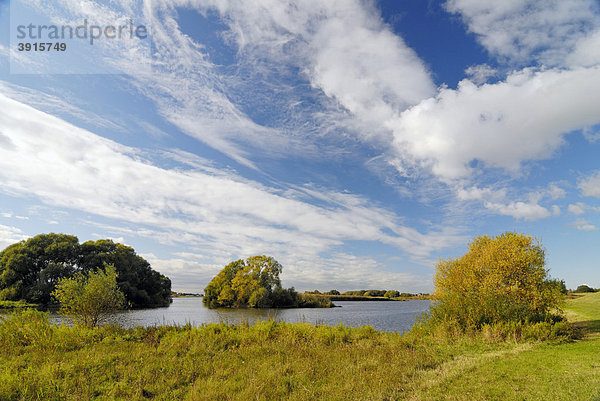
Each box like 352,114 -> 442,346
547,278 -> 568,294
325,289 -> 340,295
204,256 -> 332,308
0,300 -> 38,309
52,264 -> 126,327
0,233 -> 171,308
297,293 -> 333,308
430,232 -> 564,330
363,290 -> 386,297
342,290 -> 367,296
384,290 -> 400,298
574,284 -> 596,293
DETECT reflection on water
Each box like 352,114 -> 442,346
104,298 -> 430,332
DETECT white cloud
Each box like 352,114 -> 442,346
140,253 -> 222,292
0,93 -> 464,267
445,0 -> 600,66
0,224 -> 29,250
391,67 -> 600,180
569,219 -> 597,231
455,184 -> 559,221
568,202 -> 587,215
582,125 -> 600,142
483,201 -> 552,221
144,251 -> 432,293
41,0 -> 434,167
456,186 -> 506,202
579,171 -> 600,198
567,30 -> 600,67
546,184 -> 566,200
281,253 -> 430,293
464,64 -> 498,84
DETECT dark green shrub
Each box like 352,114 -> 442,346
574,284 -> 596,293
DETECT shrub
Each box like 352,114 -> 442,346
430,232 -> 564,331
52,264 -> 126,327
574,284 -> 596,293
298,294 -> 332,308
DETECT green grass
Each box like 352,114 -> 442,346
407,292 -> 600,400
0,294 -> 599,400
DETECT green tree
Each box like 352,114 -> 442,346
431,232 -> 563,329
0,234 -> 171,308
52,264 -> 126,327
574,284 -> 596,293
384,290 -> 400,298
78,239 -> 171,307
0,234 -> 78,304
203,256 -> 309,308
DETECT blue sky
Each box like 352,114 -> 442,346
0,0 -> 599,292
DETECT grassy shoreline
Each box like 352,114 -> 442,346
0,294 -> 598,400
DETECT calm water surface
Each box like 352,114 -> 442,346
88,298 -> 431,333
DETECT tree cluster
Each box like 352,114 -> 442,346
574,284 -> 597,293
431,232 -> 564,329
0,233 -> 171,308
203,256 -> 330,308
340,289 -> 402,297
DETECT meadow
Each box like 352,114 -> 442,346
0,293 -> 599,400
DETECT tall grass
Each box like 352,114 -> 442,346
0,308 -> 577,401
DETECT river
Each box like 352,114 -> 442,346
100,297 -> 431,333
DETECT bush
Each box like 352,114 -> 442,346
574,284 -> 596,293
298,294 -> 332,308
430,232 -> 564,331
52,264 -> 126,327
384,290 -> 400,298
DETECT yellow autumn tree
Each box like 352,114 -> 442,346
431,232 -> 563,329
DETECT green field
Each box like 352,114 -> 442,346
0,294 -> 599,400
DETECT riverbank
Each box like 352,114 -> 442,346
0,294 -> 598,400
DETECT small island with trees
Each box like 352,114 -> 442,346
203,255 -> 333,308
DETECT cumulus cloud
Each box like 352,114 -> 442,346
445,0 -> 600,66
391,67 -> 600,180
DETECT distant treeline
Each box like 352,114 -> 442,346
573,285 -> 598,293
305,289 -> 429,298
